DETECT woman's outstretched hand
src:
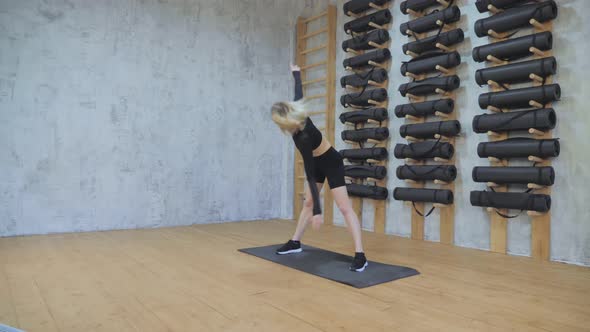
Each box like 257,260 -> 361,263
290,63 -> 301,72
311,214 -> 323,230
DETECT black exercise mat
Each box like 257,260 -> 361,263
238,244 -> 420,288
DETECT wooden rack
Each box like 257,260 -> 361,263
481,18 -> 555,261
401,1 -> 459,245
294,6 -> 337,224
341,2 -> 393,234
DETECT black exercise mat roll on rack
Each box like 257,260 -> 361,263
341,88 -> 388,107
344,0 -> 392,16
401,51 -> 461,76
474,0 -> 558,38
400,6 -> 461,36
344,9 -> 392,34
342,29 -> 390,51
475,57 -> 557,86
342,127 -> 390,142
344,165 -> 388,179
470,190 -> 551,213
475,0 -> 530,13
340,147 -> 389,162
347,184 -> 389,200
472,108 -> 556,133
472,166 -> 555,186
400,120 -> 461,139
472,31 -> 552,63
394,99 -> 454,118
396,165 -> 457,182
400,0 -> 444,14
477,138 -> 560,159
340,108 -> 388,124
341,68 -> 388,88
344,49 -> 391,69
403,29 -> 464,55
393,187 -> 454,204
398,75 -> 460,97
478,84 -> 560,110
394,141 -> 454,160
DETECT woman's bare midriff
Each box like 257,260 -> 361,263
312,136 -> 332,157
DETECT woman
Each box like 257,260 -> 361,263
270,63 -> 367,272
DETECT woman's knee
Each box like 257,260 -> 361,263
303,198 -> 314,209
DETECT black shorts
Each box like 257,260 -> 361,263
313,147 -> 346,189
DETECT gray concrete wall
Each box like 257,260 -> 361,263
332,0 -> 590,266
0,0 -> 327,236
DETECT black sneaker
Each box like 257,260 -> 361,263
276,240 -> 302,255
350,252 -> 368,272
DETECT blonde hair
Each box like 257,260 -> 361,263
271,99 -> 309,134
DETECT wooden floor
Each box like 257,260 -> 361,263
0,220 -> 589,332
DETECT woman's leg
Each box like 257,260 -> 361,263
331,186 -> 364,253
292,182 -> 324,241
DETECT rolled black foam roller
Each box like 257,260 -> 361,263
347,184 -> 389,200
340,68 -> 388,88
472,166 -> 555,186
339,108 -> 388,124
400,120 -> 461,139
472,108 -> 556,134
396,165 -> 457,182
475,57 -> 557,86
472,32 -> 552,63
340,147 -> 389,162
394,99 -> 454,118
478,84 -> 560,110
342,127 -> 390,142
393,187 -> 454,204
402,29 -> 464,55
400,0 -> 441,14
341,88 -> 388,107
400,6 -> 461,36
398,75 -> 460,97
344,9 -> 392,34
343,48 -> 391,69
342,29 -> 390,51
344,165 -> 388,179
344,0 -> 392,16
470,191 -> 551,213
474,1 -> 558,38
394,141 -> 454,160
477,138 -> 560,159
400,51 -> 461,76
475,0 -> 530,13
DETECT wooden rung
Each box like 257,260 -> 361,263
486,207 -> 495,213
487,4 -> 503,13
488,156 -> 505,164
530,73 -> 544,83
368,60 -> 387,69
300,28 -> 328,40
529,47 -> 545,57
487,130 -> 502,137
528,156 -> 546,163
346,48 -> 362,55
366,159 -> 380,164
486,55 -> 508,65
346,11 -> 362,19
405,158 -> 420,163
407,8 -> 422,17
366,177 -> 381,182
300,44 -> 327,55
368,41 -> 387,49
527,211 -> 546,217
369,2 -> 387,10
307,94 -> 326,100
367,119 -> 381,125
407,93 -> 421,100
302,77 -> 326,86
434,157 -> 450,163
308,110 -> 326,115
487,80 -> 504,90
368,22 -> 388,30
528,183 -> 546,189
345,84 -> 362,91
405,29 -> 414,36
435,88 -> 449,95
404,201 -> 414,207
434,179 -> 449,185
528,128 -> 546,136
487,182 -> 500,187
405,114 -> 423,121
405,179 -> 420,184
303,11 -> 327,24
344,140 -> 357,145
301,61 -> 326,70
436,20 -> 444,27
405,72 -> 420,80
487,29 -> 510,40
435,111 -> 450,118
529,100 -> 543,108
405,50 -> 419,58
436,0 -> 450,7
405,135 -> 421,142
368,80 -> 387,88
434,134 -> 451,140
433,203 -> 449,208
368,99 -> 387,107
487,105 -> 503,113
435,43 -> 452,52
529,18 -> 545,30
367,138 -> 382,144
